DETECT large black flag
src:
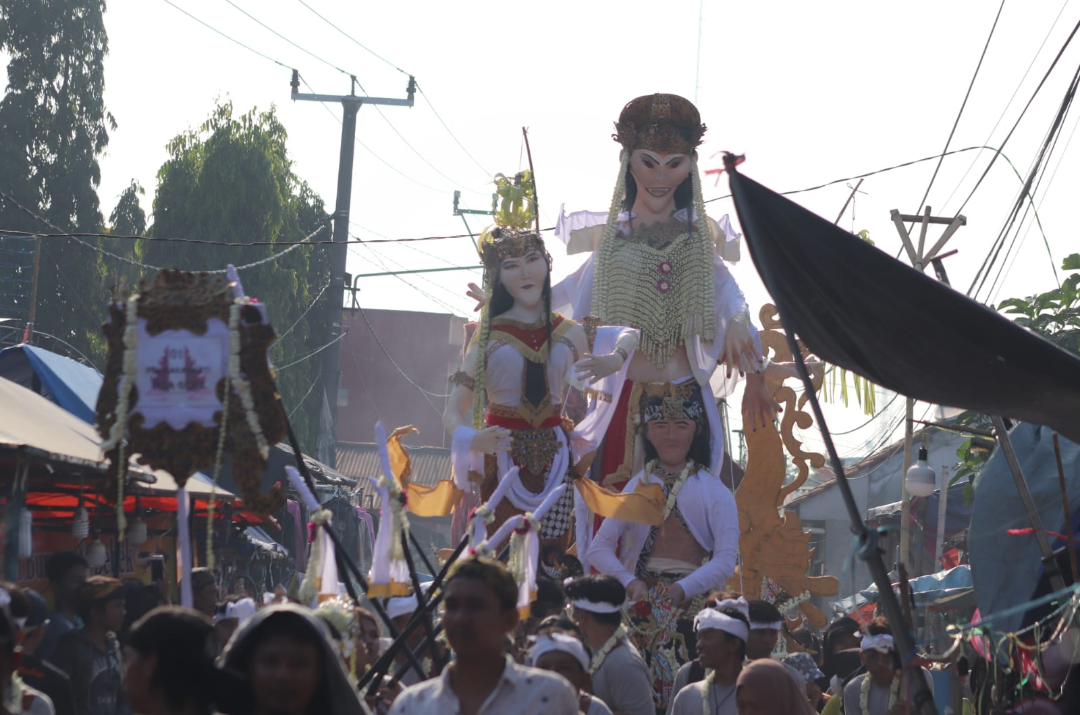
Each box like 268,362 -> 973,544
727,167 -> 1080,444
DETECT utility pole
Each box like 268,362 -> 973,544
890,206 -> 965,575
291,70 -> 415,468
452,190 -> 496,252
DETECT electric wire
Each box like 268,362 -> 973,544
352,242 -> 469,317
288,371 -> 323,419
276,331 -> 347,371
161,0 -> 291,68
941,0 -> 1071,212
222,0 -> 351,77
271,276 -> 332,350
953,15 -> 1080,218
294,0 -> 412,76
297,74 -> 449,194
908,0 -> 1005,228
354,304 -> 450,415
288,0 -> 492,179
0,325 -> 102,373
969,57 -> 1080,299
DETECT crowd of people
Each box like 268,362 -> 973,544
0,548 -> 934,715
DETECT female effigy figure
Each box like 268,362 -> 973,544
547,93 -> 776,497
445,171 -> 639,545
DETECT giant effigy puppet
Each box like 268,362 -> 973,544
445,172 -> 639,546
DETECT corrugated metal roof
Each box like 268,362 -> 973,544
336,442 -> 452,503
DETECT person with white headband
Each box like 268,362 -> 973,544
746,600 -> 784,661
527,631 -> 613,715
841,617 -> 933,715
668,601 -> 749,715
565,576 -> 653,715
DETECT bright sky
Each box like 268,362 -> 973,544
89,0 -> 1079,459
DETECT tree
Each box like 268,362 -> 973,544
997,253 -> 1080,354
0,0 -> 115,362
145,101 -> 332,453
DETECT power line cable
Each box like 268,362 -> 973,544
909,0 -> 1005,223
415,84 -> 492,179
969,57 -> 1080,298
353,242 -> 469,316
941,0 -> 1071,212
276,330 -> 347,371
288,371 -> 323,419
271,276 -> 332,350
953,15 -> 1080,217
294,0 -> 411,76
222,0 -> 351,77
354,304 -> 450,413
297,74 -> 449,194
161,0 -> 291,68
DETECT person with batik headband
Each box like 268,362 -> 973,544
586,384 -> 739,712
841,617 -> 933,715
445,171 -> 639,543
541,93 -> 777,497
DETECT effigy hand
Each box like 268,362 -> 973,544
574,352 -> 624,385
742,373 -> 781,431
626,579 -> 649,602
466,282 -> 487,312
470,426 -> 512,454
719,312 -> 765,378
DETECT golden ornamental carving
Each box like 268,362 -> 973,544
729,304 -> 838,628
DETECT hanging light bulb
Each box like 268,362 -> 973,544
72,498 -> 89,540
85,532 -> 108,569
127,494 -> 147,547
18,507 -> 33,560
906,446 -> 937,498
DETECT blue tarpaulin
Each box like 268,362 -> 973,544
0,344 -> 102,422
832,565 -> 974,614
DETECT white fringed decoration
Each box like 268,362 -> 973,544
299,508 -> 332,605
177,486 -> 193,607
508,514 -> 540,618
366,423 -> 411,598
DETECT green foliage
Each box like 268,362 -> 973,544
996,253 -> 1080,354
146,101 -> 332,453
0,0 -> 115,361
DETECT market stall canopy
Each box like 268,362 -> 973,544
0,344 -> 101,423
831,565 -> 974,615
969,423 -> 1080,635
0,376 -> 256,522
727,168 -> 1080,443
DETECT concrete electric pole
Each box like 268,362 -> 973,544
291,71 -> 415,468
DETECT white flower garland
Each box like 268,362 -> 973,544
859,672 -> 900,715
646,460 -> 695,520
589,624 -> 628,674
101,295 -> 140,538
206,302 -> 242,571
778,590 -> 811,616
702,668 -> 715,715
508,512 -> 539,587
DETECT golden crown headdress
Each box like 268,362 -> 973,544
613,93 -> 707,155
478,171 -> 545,265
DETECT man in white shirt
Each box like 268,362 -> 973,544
842,618 -> 934,715
668,602 -> 748,715
565,576 -> 653,715
586,384 -> 740,710
389,557 -> 577,715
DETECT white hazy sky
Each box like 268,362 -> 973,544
85,0 -> 1080,458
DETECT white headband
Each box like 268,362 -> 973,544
750,620 -> 784,631
694,608 -> 748,642
715,596 -> 750,619
571,599 -> 622,614
527,633 -> 590,672
858,632 -> 895,652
